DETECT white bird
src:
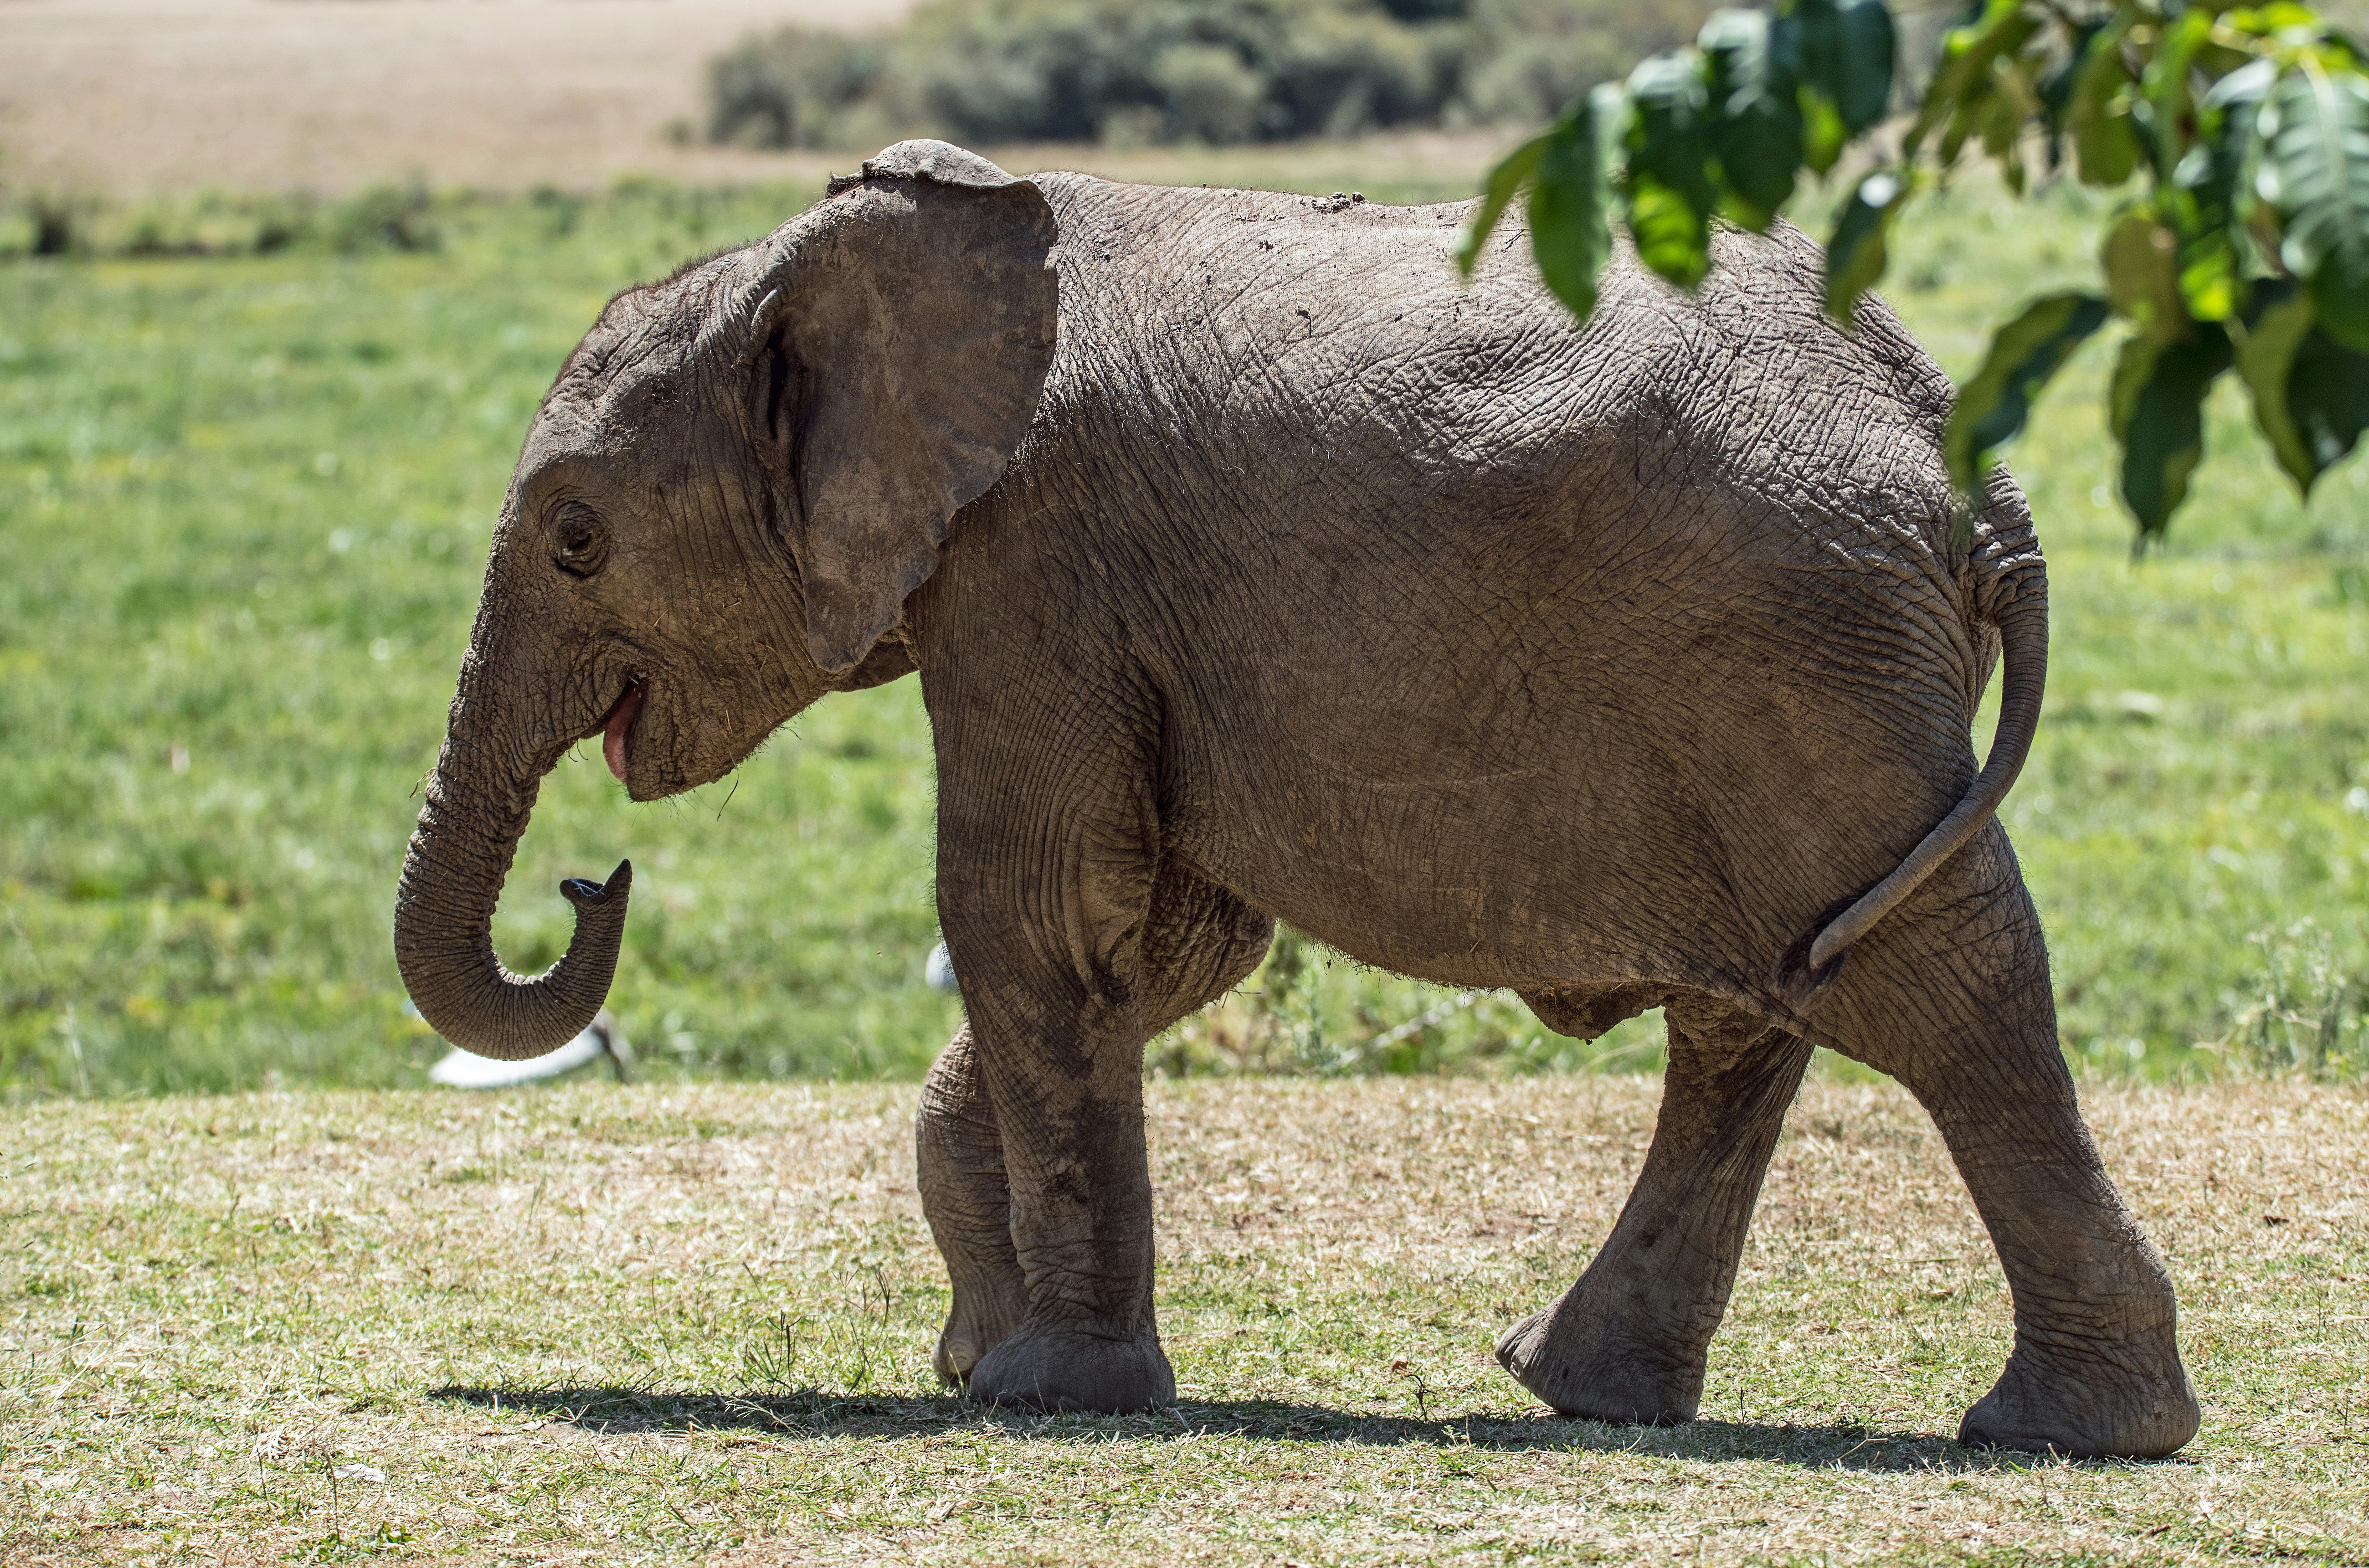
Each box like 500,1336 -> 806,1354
427,1009 -> 637,1089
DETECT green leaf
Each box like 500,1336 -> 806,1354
2255,62 -> 2369,353
1768,3 -> 1842,172
1977,61 -> 2039,191
2067,16 -> 2141,186
1527,94 -> 1618,322
2036,16 -> 2103,171
2099,203 -> 2187,339
1454,131 -> 1548,279
1946,290 -> 2112,490
2110,322 -> 2235,539
1627,178 -> 1712,290
1907,0 -> 2040,161
2235,278 -> 2369,495
1787,0 -> 1896,137
2164,59 -> 2279,322
1937,75 -> 1992,170
1832,0 -> 1898,133
2234,278 -> 2323,491
2139,6 -> 2216,179
1824,166 -> 1911,321
2286,317 -> 2369,479
1624,51 -> 1718,289
1702,7 -> 1803,229
1797,82 -> 1848,175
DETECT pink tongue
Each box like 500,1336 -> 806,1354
602,687 -> 643,781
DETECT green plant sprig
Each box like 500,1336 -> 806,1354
1456,0 -> 2369,545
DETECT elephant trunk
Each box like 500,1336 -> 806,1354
393,676 -> 632,1061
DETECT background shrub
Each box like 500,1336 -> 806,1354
0,187 -> 443,260
2212,920 -> 2369,1082
705,0 -> 1717,151
1454,0 -> 1722,125
329,183 -> 442,255
707,27 -> 896,150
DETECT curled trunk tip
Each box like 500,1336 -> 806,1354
392,756 -> 636,1060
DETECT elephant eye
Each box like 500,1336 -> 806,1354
552,504 -> 609,579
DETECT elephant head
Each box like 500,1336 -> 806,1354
393,141 -> 1059,1060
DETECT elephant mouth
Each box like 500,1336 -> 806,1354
597,684 -> 644,782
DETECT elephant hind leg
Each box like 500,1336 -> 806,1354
915,859 -> 1271,1386
1498,995 -> 1813,1424
1819,823 -> 2197,1459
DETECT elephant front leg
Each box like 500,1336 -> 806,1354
919,867 -> 1279,1393
921,753 -> 1183,1413
916,864 -> 1271,1389
1497,1002 -> 1813,1424
916,1023 -> 1029,1383
958,977 -> 1173,1413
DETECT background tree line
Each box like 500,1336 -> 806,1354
705,0 -> 1735,149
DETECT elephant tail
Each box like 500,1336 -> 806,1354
1793,532 -> 2050,995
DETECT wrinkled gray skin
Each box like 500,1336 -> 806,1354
395,140 -> 2199,1459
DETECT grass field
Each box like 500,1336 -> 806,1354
3,1075 -> 2364,1564
3,157 -> 2368,1096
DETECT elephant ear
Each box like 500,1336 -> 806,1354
738,139 -> 1059,673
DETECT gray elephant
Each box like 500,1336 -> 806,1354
394,139 -> 2198,1459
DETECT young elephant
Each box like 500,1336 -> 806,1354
394,139 -> 2199,1459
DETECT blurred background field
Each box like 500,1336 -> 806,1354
0,0 -> 904,197
1,3 -> 2366,1097
0,0 -> 1700,198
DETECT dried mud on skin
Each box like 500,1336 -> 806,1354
3,1076 -> 2364,1565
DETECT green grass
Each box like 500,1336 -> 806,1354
2,167 -> 2366,1095
1881,177 -> 2369,1080
3,1076 -> 2363,1564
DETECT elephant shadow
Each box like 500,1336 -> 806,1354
425,1385 -> 2143,1474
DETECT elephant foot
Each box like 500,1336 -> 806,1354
1958,1331 -> 2199,1459
966,1316 -> 1175,1414
932,1277 -> 1028,1385
1494,1301 -> 1704,1426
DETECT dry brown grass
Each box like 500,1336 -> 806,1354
3,1074 -> 2364,1563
